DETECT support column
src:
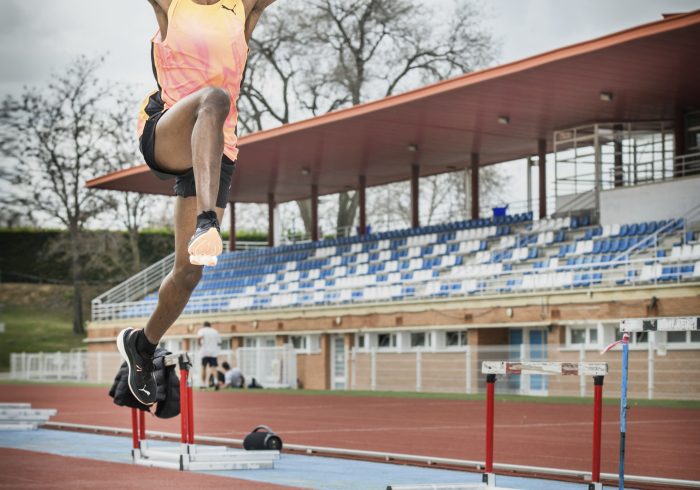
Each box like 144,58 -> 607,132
526,157 -> 533,214
267,193 -> 275,247
310,184 -> 319,241
470,153 -> 479,220
674,109 -> 686,176
228,201 -> 236,252
358,175 -> 367,235
411,164 -> 420,228
614,124 -> 624,188
538,139 -> 547,219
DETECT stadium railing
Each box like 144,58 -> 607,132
9,342 -> 698,400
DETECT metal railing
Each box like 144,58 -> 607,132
9,342 -> 698,400
92,252 -> 176,310
92,241 -> 270,319
10,347 -> 297,389
348,342 -> 700,400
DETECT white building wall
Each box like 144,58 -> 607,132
600,176 -> 700,225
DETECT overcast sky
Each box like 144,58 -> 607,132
1,0 -> 699,100
1,0 -> 699,229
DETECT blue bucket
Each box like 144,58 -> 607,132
492,205 -> 509,217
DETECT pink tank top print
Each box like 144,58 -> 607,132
137,0 -> 248,161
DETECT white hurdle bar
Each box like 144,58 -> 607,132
620,316 -> 699,332
481,361 -> 607,490
0,404 -> 57,431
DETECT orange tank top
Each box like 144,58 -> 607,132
137,0 -> 248,161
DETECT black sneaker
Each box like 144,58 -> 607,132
187,210 -> 223,266
116,328 -> 157,406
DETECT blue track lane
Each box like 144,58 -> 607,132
0,429 -> 616,490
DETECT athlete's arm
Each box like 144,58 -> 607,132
243,0 -> 277,42
146,0 -> 171,39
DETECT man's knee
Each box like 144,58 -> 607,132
198,87 -> 230,120
172,265 -> 203,292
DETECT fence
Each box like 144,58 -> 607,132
348,342 -> 700,400
10,346 -> 298,389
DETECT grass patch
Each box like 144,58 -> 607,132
1,381 -> 697,409
214,387 -> 700,409
0,304 -> 85,371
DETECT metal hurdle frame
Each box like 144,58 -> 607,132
617,317 -> 699,490
130,353 -> 280,471
482,361 -> 608,490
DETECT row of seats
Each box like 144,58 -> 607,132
118,214 -> 697,318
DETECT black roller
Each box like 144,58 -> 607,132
243,425 -> 283,451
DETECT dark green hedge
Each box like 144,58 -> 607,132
0,228 -> 268,285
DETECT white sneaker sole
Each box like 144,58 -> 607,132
188,228 -> 222,266
116,328 -> 155,406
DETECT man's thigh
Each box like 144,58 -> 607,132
152,90 -> 207,174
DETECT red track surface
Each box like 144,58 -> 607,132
0,447 -> 291,489
1,384 -> 699,482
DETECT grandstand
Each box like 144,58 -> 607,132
93,213 -> 699,320
86,12 -> 700,397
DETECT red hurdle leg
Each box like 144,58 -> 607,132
138,409 -> 146,441
485,373 -> 496,474
592,375 -> 604,484
187,384 -> 195,444
180,367 -> 189,444
131,408 -> 139,450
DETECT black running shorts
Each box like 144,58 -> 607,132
201,356 -> 218,368
139,92 -> 235,209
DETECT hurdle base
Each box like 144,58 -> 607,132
482,472 -> 496,486
587,483 -> 603,490
133,441 -> 279,471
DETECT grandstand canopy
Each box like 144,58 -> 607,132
87,10 -> 700,204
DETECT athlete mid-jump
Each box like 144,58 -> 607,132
118,0 -> 276,405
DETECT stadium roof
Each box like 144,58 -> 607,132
87,10 -> 700,204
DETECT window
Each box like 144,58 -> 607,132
571,329 -> 587,344
667,331 -> 700,345
569,326 -> 599,347
614,328 -> 648,346
289,335 -> 321,353
410,332 -> 429,348
377,333 -> 397,349
243,337 -> 256,348
446,331 -> 467,347
290,336 -> 307,350
357,334 -> 366,349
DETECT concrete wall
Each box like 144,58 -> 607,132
600,176 -> 700,225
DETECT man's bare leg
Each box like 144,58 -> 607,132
117,87 -> 230,403
153,87 -> 230,214
153,86 -> 230,265
143,198 -> 224,345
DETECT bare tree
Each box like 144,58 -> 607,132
102,91 -> 162,274
0,56 -> 115,334
239,0 -> 497,235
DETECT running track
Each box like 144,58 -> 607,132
1,384 -> 698,481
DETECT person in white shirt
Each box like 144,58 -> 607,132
217,362 -> 245,389
197,321 -> 221,388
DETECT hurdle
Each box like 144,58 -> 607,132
130,353 -> 279,470
482,361 -> 608,490
617,317 -> 699,490
0,402 -> 57,431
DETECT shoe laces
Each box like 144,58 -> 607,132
197,210 -> 220,232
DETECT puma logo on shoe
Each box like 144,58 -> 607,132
138,385 -> 151,396
221,5 -> 236,14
